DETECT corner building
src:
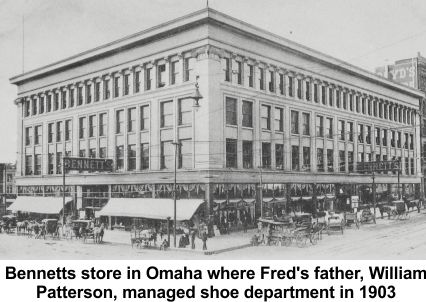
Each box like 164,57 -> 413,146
10,8 -> 424,226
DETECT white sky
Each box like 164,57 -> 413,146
1,0 -> 426,162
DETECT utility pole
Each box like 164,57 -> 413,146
372,170 -> 376,224
258,166 -> 263,218
172,141 -> 182,248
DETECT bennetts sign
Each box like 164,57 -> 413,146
63,157 -> 113,172
357,160 -> 401,173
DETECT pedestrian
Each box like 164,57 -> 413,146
202,231 -> 208,250
242,214 -> 248,233
190,229 -> 196,249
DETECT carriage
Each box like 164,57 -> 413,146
40,219 -> 60,239
68,220 -> 93,239
392,200 -> 409,220
130,228 -> 157,248
360,208 -> 376,224
0,215 -> 17,233
327,214 -> 344,235
344,212 -> 359,229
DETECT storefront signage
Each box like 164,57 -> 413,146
358,160 -> 401,173
63,157 -> 113,172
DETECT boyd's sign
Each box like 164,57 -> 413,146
63,157 -> 113,172
358,160 -> 401,173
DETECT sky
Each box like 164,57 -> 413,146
1,0 -> 426,162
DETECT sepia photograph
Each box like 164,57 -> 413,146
1,0 -> 426,259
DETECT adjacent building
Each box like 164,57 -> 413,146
0,163 -> 17,215
9,8 -> 424,225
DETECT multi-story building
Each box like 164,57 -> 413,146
376,53 -> 426,198
0,163 -> 17,215
10,8 -> 424,226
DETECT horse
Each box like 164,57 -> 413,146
404,199 -> 421,213
16,220 -> 29,235
94,223 -> 105,244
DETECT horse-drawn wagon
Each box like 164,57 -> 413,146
0,215 -> 17,233
130,228 -> 157,248
327,214 -> 344,235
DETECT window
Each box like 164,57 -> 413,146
410,134 -> 414,150
242,101 -> 253,128
326,117 -> 333,139
236,61 -> 242,85
69,89 -> 75,107
316,116 -> 324,137
262,143 -> 271,168
31,98 -> 37,115
184,57 -> 195,82
134,70 -> 141,92
99,113 -> 107,136
338,120 -> 345,140
114,76 -> 120,97
79,149 -> 86,158
161,101 -> 174,128
56,121 -> 62,142
291,146 -> 299,171
61,90 -> 67,108
89,115 -> 96,138
328,87 -> 333,106
24,99 -> 30,117
115,145 -> 124,171
54,91 -> 60,110
349,95 -> 353,111
248,64 -> 254,88
361,98 -> 366,114
242,141 -> 253,169
258,67 -> 265,90
288,76 -> 294,97
397,132 -> 401,148
25,155 -> 32,175
321,86 -> 326,105
124,74 -> 130,95
157,64 -> 166,88
269,71 -> 275,92
391,131 -> 396,147
347,122 -> 354,142
116,110 -> 124,134
128,144 -> 136,171
160,141 -> 173,169
140,143 -> 149,170
275,144 -> 284,170
305,81 -> 310,101
261,105 -> 271,130
314,84 -> 319,103
34,125 -> 42,145
146,68 -> 152,90
140,105 -> 149,131
99,147 -> 107,159
336,91 -> 340,108
47,95 -> 52,112
375,127 -> 380,145
48,123 -> 54,143
86,83 -> 92,103
56,152 -> 62,174
317,148 -> 324,172
34,154 -> 41,175
339,150 -> 345,172
178,99 -> 192,125
39,96 -> 45,114
381,129 -> 387,146
25,127 -> 32,146
302,113 -> 310,135
279,74 -> 284,95
171,61 -> 179,85
291,110 -> 299,134
404,133 -> 409,149
366,126 -> 371,144
327,149 -> 334,172
128,107 -> 136,132
368,99 -> 372,116
103,78 -> 110,99
89,148 -> 96,158
226,139 -> 237,168
343,92 -> 347,110
226,97 -> 237,126
358,124 -> 364,143
348,151 -> 354,172
223,58 -> 231,82
95,82 -> 100,102
48,153 -> 54,174
274,107 -> 283,132
77,86 -> 83,106
79,117 -> 86,139
303,147 -> 310,171
297,79 -> 302,99
405,157 -> 409,174
178,139 -> 192,169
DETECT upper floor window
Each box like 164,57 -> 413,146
134,70 -> 141,93
69,89 -> 75,107
178,99 -> 192,125
157,64 -> 166,88
313,84 -> 319,103
48,123 -> 54,143
47,95 -> 52,112
184,57 -> 195,82
261,105 -> 271,130
382,129 -> 388,146
86,83 -> 92,104
347,122 -> 354,142
328,87 -> 333,106
366,125 -> 371,144
358,124 -> 364,143
56,121 -> 62,142
140,105 -> 149,131
291,110 -> 299,134
226,138 -> 237,168
127,107 -> 136,132
279,74 -> 284,95
170,61 -> 179,85
342,92 -> 347,110
321,86 -> 326,105
236,61 -> 242,85
95,82 -> 101,102
248,64 -> 254,88
288,76 -> 294,97
316,115 -> 324,137
297,79 -> 302,99
335,91 -> 340,108
146,68 -> 152,91
305,81 -> 310,101
326,117 -> 333,139
258,67 -> 265,90
160,101 -> 173,128
25,127 -> 32,146
61,90 -> 67,108
242,101 -> 253,128
302,112 -> 310,135
269,71 -> 275,92
226,97 -> 237,126
54,91 -> 60,110
89,115 -> 97,138
65,120 -> 72,141
77,86 -> 83,105
274,107 -> 283,132
79,117 -> 86,139
114,76 -> 120,97
116,110 -> 124,134
24,99 -> 30,117
338,120 -> 345,141
99,113 -> 107,137
39,96 -> 45,114
34,125 -> 42,145
223,58 -> 231,82
103,78 -> 110,100
123,74 -> 130,95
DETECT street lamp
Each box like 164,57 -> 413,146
171,79 -> 203,247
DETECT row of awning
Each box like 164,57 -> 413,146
7,197 -> 204,221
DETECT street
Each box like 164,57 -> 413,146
1,211 -> 426,259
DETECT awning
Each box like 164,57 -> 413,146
8,196 -> 72,214
97,198 -> 204,221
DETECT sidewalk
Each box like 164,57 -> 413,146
103,228 -> 256,254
